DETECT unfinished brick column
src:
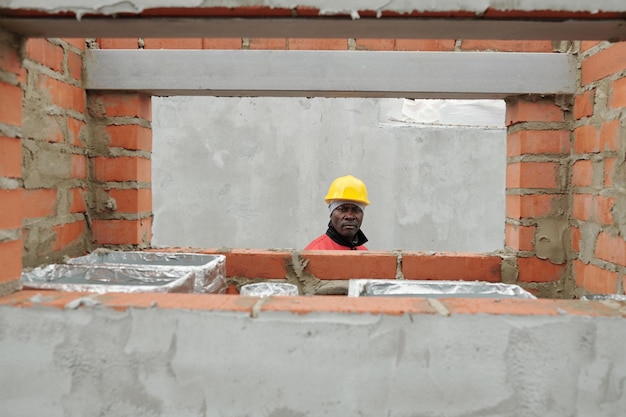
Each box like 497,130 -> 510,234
0,31 -> 24,295
505,97 -> 572,297
571,41 -> 626,296
20,37 -> 90,267
87,92 -> 152,247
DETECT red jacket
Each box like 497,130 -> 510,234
305,234 -> 368,251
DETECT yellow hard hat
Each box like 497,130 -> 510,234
324,175 -> 370,206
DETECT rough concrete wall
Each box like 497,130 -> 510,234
151,96 -> 506,252
1,302 -> 625,417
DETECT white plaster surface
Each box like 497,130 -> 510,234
1,304 -> 625,416
151,97 -> 506,251
2,0 -> 625,15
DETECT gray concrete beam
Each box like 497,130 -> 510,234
84,49 -> 577,99
1,17 -> 625,40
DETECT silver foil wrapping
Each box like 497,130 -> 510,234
348,279 -> 536,299
240,282 -> 299,297
21,263 -> 195,294
581,294 -> 626,301
22,251 -> 227,294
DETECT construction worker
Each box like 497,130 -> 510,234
305,175 -> 370,250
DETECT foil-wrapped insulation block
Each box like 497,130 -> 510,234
348,279 -> 536,299
22,251 -> 226,294
240,282 -> 299,297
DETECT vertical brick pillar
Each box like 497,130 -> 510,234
20,38 -> 91,267
572,41 -> 626,296
87,92 -> 153,247
504,97 -> 571,296
0,30 -> 24,295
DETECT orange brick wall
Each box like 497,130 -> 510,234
504,98 -> 571,295
18,38 -> 92,268
1,29 -> 623,298
87,88 -> 153,247
572,41 -> 626,296
0,32 -> 25,295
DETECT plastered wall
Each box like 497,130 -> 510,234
1,291 -> 626,417
151,96 -> 506,252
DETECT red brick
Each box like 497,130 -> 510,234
506,100 -> 565,125
90,93 -> 152,121
0,82 -> 22,126
0,239 -> 22,283
574,260 -> 619,294
92,218 -> 152,245
303,251 -> 397,280
582,42 -> 626,85
63,38 -> 86,51
105,124 -> 152,151
461,40 -> 552,52
595,232 -> 626,266
143,38 -> 203,49
25,39 -> 64,73
108,188 -> 152,213
68,50 -> 82,81
506,130 -> 570,157
604,158 -> 616,186
593,195 -> 614,225
506,161 -> 559,189
395,39 -> 455,51
574,89 -> 595,120
289,38 -> 347,50
72,154 -> 87,179
517,257 -> 566,283
68,117 -> 85,146
580,41 -> 601,52
202,38 -> 242,49
571,226 -> 581,253
69,188 -> 87,213
354,39 -> 395,51
0,41 -> 22,75
0,189 -> 23,229
572,159 -> 593,187
506,194 -> 558,219
248,38 -> 287,50
572,193 -> 592,221
402,252 -> 501,282
0,136 -> 21,178
216,249 -> 290,279
23,188 -> 57,219
573,125 -> 599,153
97,38 -> 139,49
40,75 -> 86,113
94,156 -> 151,182
505,223 -> 535,251
599,120 -> 620,152
53,220 -> 86,251
610,77 -> 626,109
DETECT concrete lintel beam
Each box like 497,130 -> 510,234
1,17 -> 625,41
84,50 -> 577,99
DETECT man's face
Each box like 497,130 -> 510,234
330,203 -> 364,241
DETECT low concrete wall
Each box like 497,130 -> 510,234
152,97 -> 506,252
1,291 -> 624,417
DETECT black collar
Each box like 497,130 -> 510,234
325,221 -> 368,249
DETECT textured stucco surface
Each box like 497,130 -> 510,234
151,97 -> 506,252
1,303 -> 625,417
1,0 -> 626,16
